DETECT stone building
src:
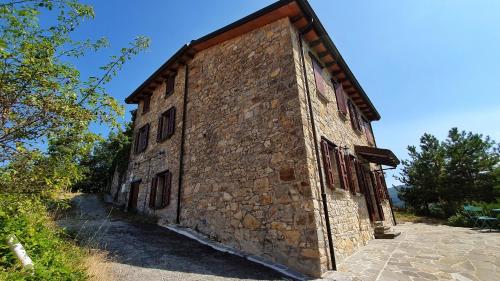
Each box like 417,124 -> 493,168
112,0 -> 399,277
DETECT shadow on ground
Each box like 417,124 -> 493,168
57,193 -> 285,281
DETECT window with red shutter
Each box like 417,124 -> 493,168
142,94 -> 151,114
157,107 -> 176,142
321,140 -> 335,189
311,58 -> 328,98
165,75 -> 176,97
347,156 -> 360,194
334,146 -> 350,190
362,117 -> 375,145
149,170 -> 172,210
334,83 -> 348,117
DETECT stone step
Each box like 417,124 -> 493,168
375,231 -> 401,239
374,226 -> 391,234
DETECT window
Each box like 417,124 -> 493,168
311,56 -> 328,98
334,83 -> 348,117
142,94 -> 151,114
157,107 -> 176,141
347,155 -> 359,194
149,170 -> 172,210
134,124 -> 149,153
320,139 -> 350,190
362,117 -> 375,145
348,100 -> 363,132
165,74 -> 176,97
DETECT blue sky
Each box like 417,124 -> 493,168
74,0 -> 500,187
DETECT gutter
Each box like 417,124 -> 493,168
176,63 -> 189,224
298,26 -> 337,271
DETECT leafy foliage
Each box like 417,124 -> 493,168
0,194 -> 87,280
0,0 -> 149,162
397,128 -> 499,217
74,123 -> 132,193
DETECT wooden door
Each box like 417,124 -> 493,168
128,182 -> 140,212
369,171 -> 385,221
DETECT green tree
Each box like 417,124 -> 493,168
74,122 -> 132,193
440,128 -> 499,213
397,128 -> 499,217
397,133 -> 444,215
0,0 -> 149,162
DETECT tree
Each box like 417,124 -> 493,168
397,134 -> 444,215
397,128 -> 499,216
0,0 -> 149,162
73,122 -> 132,193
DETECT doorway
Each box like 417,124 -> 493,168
128,181 -> 140,212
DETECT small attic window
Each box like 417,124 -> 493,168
142,94 -> 151,114
165,74 -> 176,97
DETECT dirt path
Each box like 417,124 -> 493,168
57,194 -> 285,281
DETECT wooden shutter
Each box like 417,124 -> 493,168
166,107 -> 176,138
364,118 -> 375,145
161,171 -> 172,208
165,75 -> 175,96
334,83 -> 348,116
346,156 -> 356,194
142,124 -> 150,152
312,59 -> 327,97
134,130 -> 140,153
334,147 -> 350,190
143,95 -> 151,113
156,116 -> 163,142
355,161 -> 366,195
321,140 -> 335,188
149,177 -> 157,209
348,100 -> 360,131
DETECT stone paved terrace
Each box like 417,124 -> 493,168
328,223 -> 499,281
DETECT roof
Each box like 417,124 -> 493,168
125,0 -> 381,121
354,145 -> 400,167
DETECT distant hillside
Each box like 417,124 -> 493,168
388,185 -> 408,208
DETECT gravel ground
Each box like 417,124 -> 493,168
57,194 -> 286,281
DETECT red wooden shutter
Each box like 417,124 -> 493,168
334,147 -> 350,190
321,140 -> 335,188
334,83 -> 348,116
312,59 -> 327,96
355,161 -> 366,195
348,100 -> 360,131
157,116 -> 163,142
166,107 -> 176,138
346,156 -> 356,194
162,171 -> 172,207
364,118 -> 375,145
166,75 -> 175,96
149,177 -> 157,209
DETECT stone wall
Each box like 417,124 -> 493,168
121,15 -> 394,278
289,26 -> 393,274
178,18 -> 323,276
122,66 -> 186,224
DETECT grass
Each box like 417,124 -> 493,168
394,209 -> 446,225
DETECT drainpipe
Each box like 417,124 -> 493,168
298,23 -> 337,271
176,63 -> 189,224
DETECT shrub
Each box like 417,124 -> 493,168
0,194 -> 87,281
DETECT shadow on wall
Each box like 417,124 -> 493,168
59,194 -> 284,281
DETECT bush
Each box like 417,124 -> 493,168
447,212 -> 472,227
0,194 -> 87,281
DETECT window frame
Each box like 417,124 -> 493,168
142,94 -> 151,114
165,74 -> 176,97
157,106 -> 176,142
149,170 -> 172,210
134,123 -> 149,154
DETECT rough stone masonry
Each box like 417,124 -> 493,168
111,0 -> 398,278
